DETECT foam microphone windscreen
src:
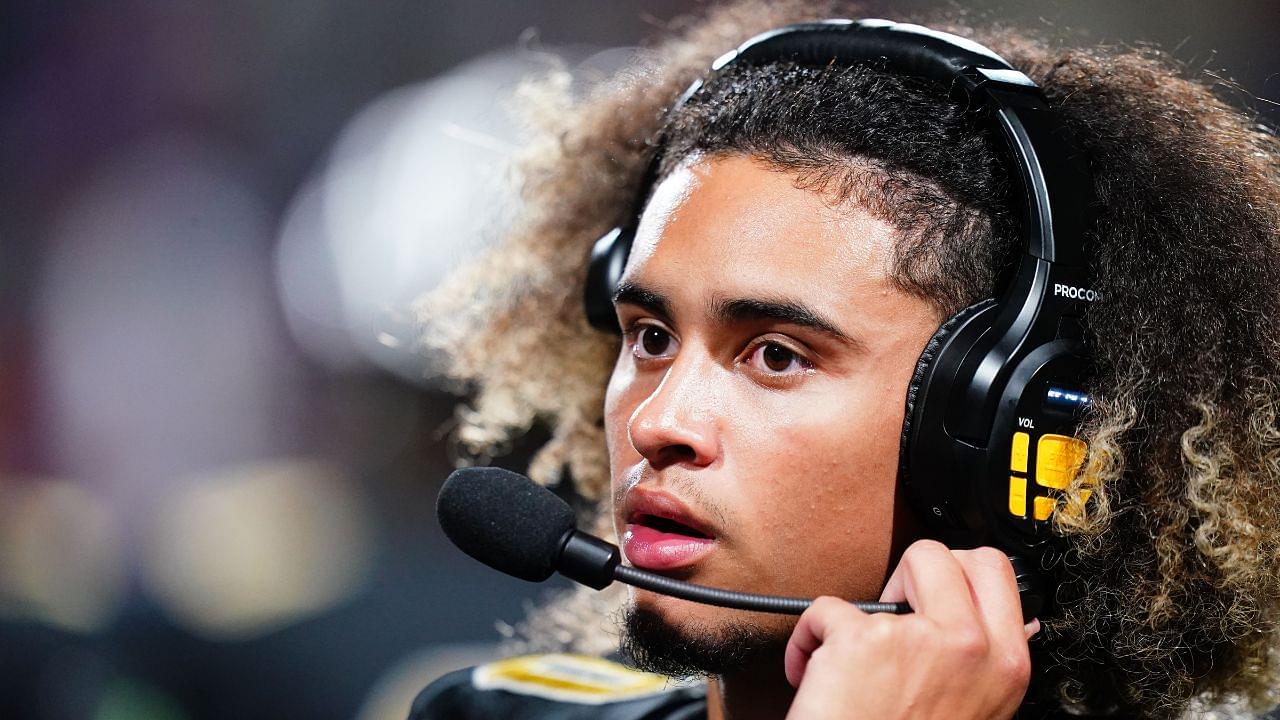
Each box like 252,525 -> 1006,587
436,467 -> 576,582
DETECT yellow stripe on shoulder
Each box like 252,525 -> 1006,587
471,654 -> 676,705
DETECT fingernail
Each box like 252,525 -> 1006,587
1024,618 -> 1041,640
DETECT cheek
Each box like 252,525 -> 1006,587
604,353 -> 653,478
604,359 -> 632,458
603,357 -> 628,439
604,359 -> 636,535
732,376 -> 906,481
726,377 -> 908,574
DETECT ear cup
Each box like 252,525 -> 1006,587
898,297 -> 998,478
583,227 -> 634,332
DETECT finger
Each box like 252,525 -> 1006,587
784,596 -> 863,688
878,539 -> 980,629
952,548 -> 1025,643
1025,618 -> 1041,641
953,548 -> 1034,687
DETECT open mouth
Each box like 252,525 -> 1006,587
635,514 -> 711,539
620,489 -> 719,570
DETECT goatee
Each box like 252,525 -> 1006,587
619,604 -> 786,678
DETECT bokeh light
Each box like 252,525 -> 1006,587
140,458 -> 373,641
1,1 -> 1275,718
0,478 -> 126,634
275,49 -> 540,382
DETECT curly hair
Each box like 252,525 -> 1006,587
417,2 -> 1280,717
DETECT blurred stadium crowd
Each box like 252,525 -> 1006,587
0,1 -> 1275,718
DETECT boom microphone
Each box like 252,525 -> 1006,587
436,467 -> 910,615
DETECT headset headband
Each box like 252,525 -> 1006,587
680,19 -> 1093,266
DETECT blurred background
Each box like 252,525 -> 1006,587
1,1 -> 1276,718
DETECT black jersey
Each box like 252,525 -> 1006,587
409,654 -> 707,720
407,652 -> 1140,719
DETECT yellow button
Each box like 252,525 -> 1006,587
1011,432 -> 1030,473
1008,476 -> 1027,518
1036,434 -> 1087,489
1033,496 -> 1057,521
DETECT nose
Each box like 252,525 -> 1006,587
627,354 -> 720,470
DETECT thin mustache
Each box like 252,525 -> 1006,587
615,468 -> 732,530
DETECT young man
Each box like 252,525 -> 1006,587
412,1 -> 1280,718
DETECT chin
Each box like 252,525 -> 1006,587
620,594 -> 789,678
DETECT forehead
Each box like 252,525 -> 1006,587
622,154 -> 901,307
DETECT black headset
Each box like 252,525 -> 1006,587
582,19 -> 1100,614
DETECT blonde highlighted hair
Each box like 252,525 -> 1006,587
419,2 -> 1280,717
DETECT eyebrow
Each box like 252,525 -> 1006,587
613,282 -> 672,321
713,296 -> 864,350
613,281 -> 865,351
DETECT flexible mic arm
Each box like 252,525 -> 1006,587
433,467 -> 914,616
435,468 -> 1039,620
558,529 -> 911,615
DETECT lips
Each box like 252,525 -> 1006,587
621,489 -> 718,571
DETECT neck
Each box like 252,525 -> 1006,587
705,659 -> 795,720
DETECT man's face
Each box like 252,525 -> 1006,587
604,154 -> 942,658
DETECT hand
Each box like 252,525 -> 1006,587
783,540 -> 1040,720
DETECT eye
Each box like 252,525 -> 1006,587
746,340 -> 812,376
631,324 -> 679,360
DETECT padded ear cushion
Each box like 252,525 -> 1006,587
899,298 -> 998,478
583,227 -> 634,332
